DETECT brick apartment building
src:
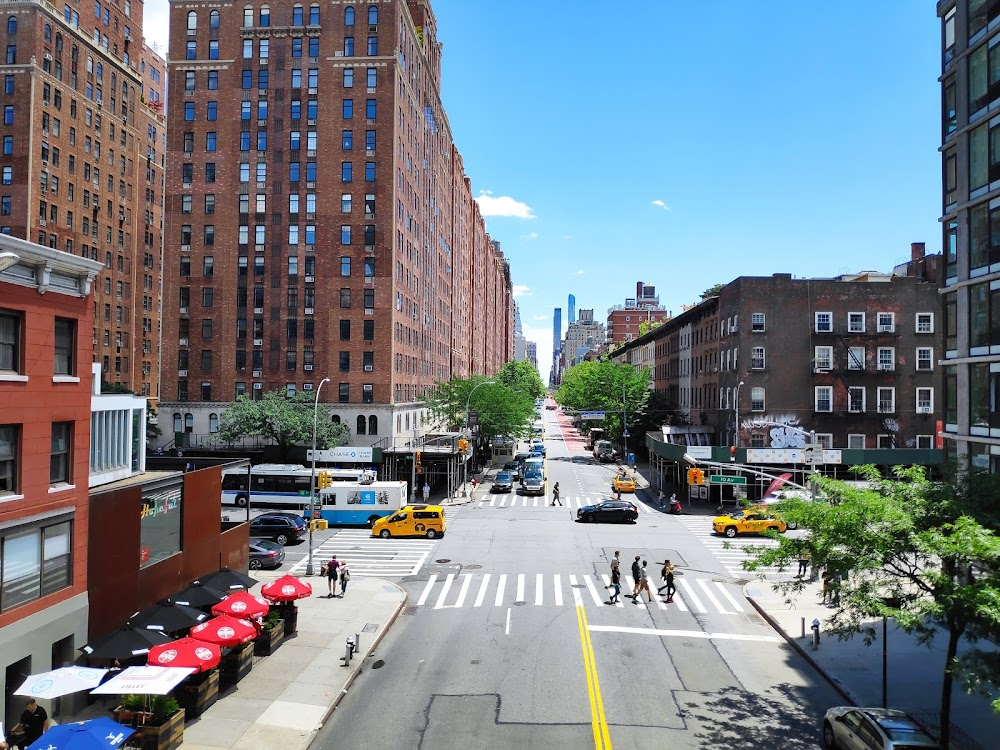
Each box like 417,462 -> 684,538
606,280 -> 670,344
0,238 -> 103,730
612,249 -> 943,451
158,0 -> 514,450
0,2 -> 166,402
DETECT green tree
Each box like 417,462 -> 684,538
556,360 -> 650,450
743,466 -> 1000,747
424,375 -> 536,442
218,390 -> 350,460
700,283 -> 724,299
495,359 -> 545,401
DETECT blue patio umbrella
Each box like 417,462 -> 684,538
26,717 -> 135,750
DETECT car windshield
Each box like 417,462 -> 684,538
254,540 -> 281,552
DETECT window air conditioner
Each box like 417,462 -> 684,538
917,406 -> 931,413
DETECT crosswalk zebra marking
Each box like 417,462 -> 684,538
678,578 -> 706,613
583,575 -> 605,607
716,581 -> 745,612
495,574 -> 507,607
696,578 -> 729,614
434,573 -> 455,609
476,495 -> 654,513
417,574 -> 438,607
553,574 -> 563,607
568,575 -> 584,606
474,574 -> 491,608
515,573 -> 526,603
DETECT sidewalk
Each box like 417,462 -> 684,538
66,573 -> 406,750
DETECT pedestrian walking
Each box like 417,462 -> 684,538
552,482 -> 561,506
629,555 -> 641,598
659,560 -> 676,602
797,552 -> 810,578
422,482 -> 431,502
615,484 -> 622,500
637,561 -> 653,603
611,550 -> 621,572
608,565 -> 621,604
326,556 -> 340,597
338,561 -> 350,597
657,489 -> 665,507
821,569 -> 830,604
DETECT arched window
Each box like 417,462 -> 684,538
243,5 -> 254,27
210,10 -> 220,29
368,415 -> 377,435
173,413 -> 182,432
186,11 -> 197,32
331,414 -> 341,424
259,5 -> 270,27
44,24 -> 51,42
292,4 -> 303,25
309,3 -> 320,24
356,415 -> 366,435
345,6 -> 355,25
6,17 -> 16,35
209,413 -> 219,433
367,6 -> 378,25
184,413 -> 194,431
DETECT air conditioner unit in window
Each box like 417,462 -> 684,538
878,363 -> 893,370
253,382 -> 262,390
177,369 -> 187,377
813,368 -> 829,374
304,364 -> 313,371
253,370 -> 262,377
917,406 -> 932,413
179,338 -> 188,346
878,325 -> 894,332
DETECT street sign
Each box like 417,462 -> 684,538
580,411 -> 606,420
709,475 -> 746,485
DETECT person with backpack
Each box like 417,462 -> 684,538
629,555 -> 642,599
326,556 -> 340,597
338,561 -> 350,597
659,560 -> 676,602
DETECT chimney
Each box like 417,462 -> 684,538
911,242 -> 925,261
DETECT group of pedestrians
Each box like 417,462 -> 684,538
325,555 -> 351,598
606,551 -> 677,605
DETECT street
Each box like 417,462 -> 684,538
306,408 -> 842,749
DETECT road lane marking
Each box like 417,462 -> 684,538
696,578 -> 729,614
715,581 -> 745,612
489,496 -> 496,507
576,606 -> 611,750
494,574 -> 507,607
516,573 -> 526,603
505,607 -> 511,635
433,573 -> 455,609
554,574 -> 563,606
588,624 -> 781,643
568,575 -> 583,606
499,496 -> 508,507
679,578 -> 706,612
473,574 -> 491,607
535,574 -> 544,605
583,575 -> 604,606
451,573 -> 472,608
416,574 -> 438,607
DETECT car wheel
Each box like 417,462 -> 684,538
366,515 -> 380,527
584,512 -> 596,523
724,526 -> 738,538
275,533 -> 289,545
787,521 -> 798,530
822,721 -> 838,749
235,494 -> 249,508
380,529 -> 392,539
426,529 -> 437,539
248,558 -> 262,570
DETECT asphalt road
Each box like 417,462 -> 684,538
310,407 -> 842,750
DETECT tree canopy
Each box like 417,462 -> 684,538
700,283 -> 724,300
218,390 -> 350,459
555,360 -> 650,448
742,465 -> 1000,747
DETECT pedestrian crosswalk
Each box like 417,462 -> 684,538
414,571 -> 747,615
678,517 -> 794,581
474,495 -> 654,512
288,529 -> 438,578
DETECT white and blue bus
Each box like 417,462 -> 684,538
221,464 -> 377,507
309,481 -> 409,527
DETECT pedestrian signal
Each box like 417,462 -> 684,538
458,439 -> 469,454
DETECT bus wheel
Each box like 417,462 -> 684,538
368,516 -> 380,528
235,494 -> 249,508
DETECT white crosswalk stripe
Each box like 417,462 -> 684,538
474,495 -> 653,512
290,529 -> 438,578
678,517 -> 794,580
412,571 -> 746,615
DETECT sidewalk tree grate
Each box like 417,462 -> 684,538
401,606 -> 418,616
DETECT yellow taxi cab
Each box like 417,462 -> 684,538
611,473 -> 636,493
371,505 -> 446,539
712,509 -> 787,538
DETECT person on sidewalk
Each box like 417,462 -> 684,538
629,555 -> 642,598
338,561 -> 350,597
821,570 -> 831,604
608,564 -> 621,604
797,552 -> 810,578
637,561 -> 653,603
12,700 -> 46,749
552,482 -> 561,506
422,482 -> 431,502
657,489 -> 665,507
326,556 -> 340,597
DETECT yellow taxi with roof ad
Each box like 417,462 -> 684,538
371,505 -> 446,539
611,473 -> 636,493
712,509 -> 787,538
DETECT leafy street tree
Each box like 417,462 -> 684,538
555,360 -> 650,450
218,390 -> 350,460
742,465 -> 1000,748
700,283 -> 724,300
495,359 -> 546,402
423,365 -> 540,442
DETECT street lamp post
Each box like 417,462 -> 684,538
733,381 -> 745,448
461,380 -> 495,496
305,377 -> 330,577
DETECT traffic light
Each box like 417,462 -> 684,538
458,439 -> 469,454
415,451 -> 423,474
687,468 -> 697,485
317,471 -> 331,489
698,469 -> 707,484
730,446 -> 737,462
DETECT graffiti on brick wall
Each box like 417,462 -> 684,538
740,415 -> 810,448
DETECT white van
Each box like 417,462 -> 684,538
312,481 -> 409,527
521,457 -> 544,484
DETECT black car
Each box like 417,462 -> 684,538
249,512 -> 307,545
248,539 -> 286,569
576,499 -> 639,524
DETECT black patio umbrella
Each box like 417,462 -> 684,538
80,625 -> 174,659
128,599 -> 209,632
195,568 -> 258,592
172,581 -> 229,608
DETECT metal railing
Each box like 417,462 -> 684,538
908,711 -> 988,750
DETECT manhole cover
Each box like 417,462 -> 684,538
711,578 -> 729,583
371,659 -> 385,669
362,623 -> 380,633
513,601 -> 526,606
464,564 -> 482,569
436,559 -> 451,563
470,659 -> 480,665
401,606 -> 418,616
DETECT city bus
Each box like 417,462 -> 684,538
221,464 -> 377,507
308,481 -> 409,527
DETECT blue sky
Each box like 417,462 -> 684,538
144,2 -> 942,384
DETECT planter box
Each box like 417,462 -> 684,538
254,619 -> 286,656
136,709 -> 185,750
219,641 -> 253,686
112,708 -> 150,728
173,669 -> 219,720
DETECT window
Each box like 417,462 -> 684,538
362,383 -> 373,403
0,310 -> 22,374
367,36 -> 377,55
814,346 -> 832,371
916,312 -> 934,333
342,162 -> 353,182
364,257 -> 375,278
345,6 -> 355,24
341,255 -> 352,275
201,380 -> 212,400
877,434 -> 895,449
916,347 -> 933,371
340,319 -> 351,340
750,387 -> 764,412
339,351 -> 350,372
339,382 -> 349,402
814,312 -> 832,332
344,36 -> 354,56
0,424 -> 18,495
1,520 -> 73,610
815,386 -> 832,412
202,288 -> 214,307
50,422 -> 71,485
365,162 -> 375,181
343,99 -> 353,118
202,319 -> 213,339
184,102 -> 195,121
363,319 -> 374,341
916,435 -> 934,449
340,288 -> 351,308
877,347 -> 895,371
363,288 -> 374,309
877,312 -> 895,333
847,434 -> 865,450
916,387 -> 934,414
208,71 -> 218,90
368,415 -> 378,435
848,386 -> 865,413
365,99 -> 376,118
54,318 -> 74,375
847,312 -> 865,333
206,132 -> 217,151
309,3 -> 319,23
877,387 -> 895,414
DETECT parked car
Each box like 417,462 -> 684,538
576,499 -> 638,524
823,707 -> 940,750
493,471 -> 514,493
249,512 -> 307,545
248,538 -> 286,569
545,403 -> 556,410
712,510 -> 787,538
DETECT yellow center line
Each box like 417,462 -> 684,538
576,605 -> 612,749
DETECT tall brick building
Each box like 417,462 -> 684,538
159,0 -> 513,448
0,1 -> 165,402
606,280 -> 670,344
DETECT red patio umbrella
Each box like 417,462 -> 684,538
147,637 -> 221,673
210,591 -> 270,619
189,615 -> 257,647
261,575 -> 313,603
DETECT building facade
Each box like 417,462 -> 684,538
158,0 -> 513,450
937,0 -> 1000,471
606,280 -> 670,344
0,1 -> 166,402
563,308 -> 605,366
0,238 -> 103,729
551,307 -> 562,385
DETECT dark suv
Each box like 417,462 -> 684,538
250,512 -> 306,545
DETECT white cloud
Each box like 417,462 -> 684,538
476,191 -> 536,219
520,231 -> 539,241
512,285 -> 532,298
531,315 -> 548,321
575,270 -> 585,276
651,199 -> 671,211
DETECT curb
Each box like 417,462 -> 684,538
743,585 -> 858,705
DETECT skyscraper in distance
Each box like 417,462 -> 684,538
551,307 -> 562,385
568,294 -> 576,324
